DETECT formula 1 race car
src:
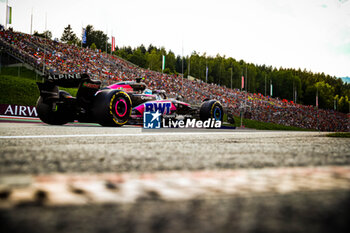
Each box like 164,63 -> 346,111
36,73 -> 226,127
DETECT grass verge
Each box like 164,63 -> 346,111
326,132 -> 350,138
0,66 -> 77,106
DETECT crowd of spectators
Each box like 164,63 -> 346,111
0,29 -> 348,131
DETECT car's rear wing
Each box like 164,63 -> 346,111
37,73 -> 90,102
37,73 -> 102,105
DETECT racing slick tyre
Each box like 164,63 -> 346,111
93,90 -> 132,127
36,90 -> 72,125
200,100 -> 224,123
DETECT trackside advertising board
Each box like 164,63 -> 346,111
0,104 -> 38,117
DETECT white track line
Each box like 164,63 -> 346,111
0,131 -> 238,139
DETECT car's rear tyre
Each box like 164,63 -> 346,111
200,100 -> 224,123
36,90 -> 72,125
93,90 -> 132,127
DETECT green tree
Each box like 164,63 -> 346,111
115,49 -> 128,59
147,49 -> 161,71
165,50 -> 176,73
139,44 -> 147,54
84,25 -> 109,52
34,30 -> 52,39
90,43 -> 97,50
337,96 -> 350,113
163,68 -> 171,74
175,55 -> 182,74
61,24 -> 79,45
315,81 -> 335,109
128,48 -> 147,68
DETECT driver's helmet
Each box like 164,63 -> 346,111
144,89 -> 152,95
176,95 -> 183,101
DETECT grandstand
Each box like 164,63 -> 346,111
0,29 -> 349,132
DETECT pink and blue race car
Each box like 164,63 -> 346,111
36,74 -> 227,127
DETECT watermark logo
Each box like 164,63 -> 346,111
142,102 -> 222,129
143,111 -> 161,129
163,118 -> 221,128
144,102 -> 171,114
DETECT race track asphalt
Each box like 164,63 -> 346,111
0,122 -> 350,233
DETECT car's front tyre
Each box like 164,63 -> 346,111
200,100 -> 224,123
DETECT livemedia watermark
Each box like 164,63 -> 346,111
143,111 -> 222,129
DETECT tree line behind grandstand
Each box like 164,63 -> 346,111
115,46 -> 350,113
